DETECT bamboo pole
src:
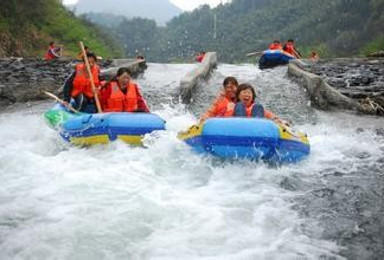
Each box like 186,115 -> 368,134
79,41 -> 103,113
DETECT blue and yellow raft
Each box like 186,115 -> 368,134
44,104 -> 165,146
178,118 -> 310,163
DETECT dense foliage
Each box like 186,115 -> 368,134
1,0 -> 383,62
0,0 -> 122,58
95,0 -> 384,62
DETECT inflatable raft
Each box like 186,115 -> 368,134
178,118 -> 310,163
44,104 -> 165,146
258,49 -> 295,69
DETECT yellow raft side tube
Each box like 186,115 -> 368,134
69,135 -> 144,146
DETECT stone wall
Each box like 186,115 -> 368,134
0,58 -> 147,107
288,58 -> 384,115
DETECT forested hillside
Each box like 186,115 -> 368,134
0,0 -> 122,58
99,0 -> 384,62
1,0 -> 383,62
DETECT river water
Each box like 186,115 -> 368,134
0,64 -> 383,259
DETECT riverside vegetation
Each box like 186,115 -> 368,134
84,0 -> 384,63
1,0 -> 384,62
0,0 -> 122,58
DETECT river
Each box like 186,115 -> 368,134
0,63 -> 383,259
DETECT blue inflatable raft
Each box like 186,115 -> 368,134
44,104 -> 165,146
178,118 -> 310,163
258,49 -> 295,69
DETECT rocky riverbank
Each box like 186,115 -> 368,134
288,58 -> 384,115
0,58 -> 146,107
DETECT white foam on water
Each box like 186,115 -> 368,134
2,64 -> 382,259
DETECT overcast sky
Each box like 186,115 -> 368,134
62,0 -> 231,11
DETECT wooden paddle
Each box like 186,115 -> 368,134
44,91 -> 79,113
246,51 -> 263,57
79,41 -> 103,113
292,48 -> 302,59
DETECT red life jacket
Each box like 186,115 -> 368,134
269,43 -> 282,50
71,64 -> 100,99
196,53 -> 205,62
44,47 -> 56,60
284,42 -> 295,55
104,81 -> 139,112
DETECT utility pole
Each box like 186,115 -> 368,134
213,12 -> 217,39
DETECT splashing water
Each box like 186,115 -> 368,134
0,64 -> 383,259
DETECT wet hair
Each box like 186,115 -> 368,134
83,52 -> 97,62
106,67 -> 132,85
223,76 -> 238,88
236,83 -> 257,103
116,67 -> 132,78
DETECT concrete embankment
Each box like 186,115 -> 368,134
0,58 -> 147,107
100,58 -> 147,80
288,58 -> 384,115
180,52 -> 217,103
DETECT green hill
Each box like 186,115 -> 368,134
161,0 -> 384,62
2,0 -> 383,62
98,0 -> 384,62
0,0 -> 122,58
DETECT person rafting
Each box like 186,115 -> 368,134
77,45 -> 91,60
309,50 -> 319,61
63,52 -> 101,113
136,55 -> 145,60
195,51 -> 206,62
99,67 -> 150,113
269,40 -> 283,50
283,39 -> 301,58
233,83 -> 290,126
44,41 -> 61,60
199,76 -> 238,122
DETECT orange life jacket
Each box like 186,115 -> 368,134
104,81 -> 139,112
269,43 -> 282,50
71,64 -> 100,99
215,97 -> 235,117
